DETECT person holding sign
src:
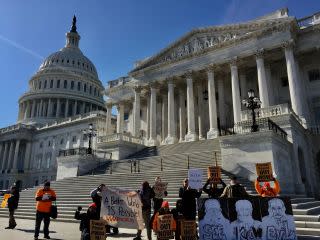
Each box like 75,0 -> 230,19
203,178 -> 226,198
220,176 -> 249,198
255,176 -> 280,197
152,177 -> 168,213
179,178 -> 202,220
74,203 -> 100,240
5,186 -> 19,229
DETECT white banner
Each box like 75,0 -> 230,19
188,169 -> 203,189
101,187 -> 144,230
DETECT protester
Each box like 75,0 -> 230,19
90,184 -> 119,235
34,181 -> 56,240
152,201 -> 176,239
255,177 -> 280,197
5,186 -> 20,229
220,176 -> 249,198
178,178 -> 202,220
152,177 -> 168,212
203,177 -> 226,198
171,200 -> 183,240
74,203 -> 100,240
134,181 -> 155,240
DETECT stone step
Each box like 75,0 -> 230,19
295,221 -> 320,229
293,201 -> 320,209
294,215 -> 320,222
296,228 -> 320,237
294,206 -> 320,215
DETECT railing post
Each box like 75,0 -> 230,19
110,163 -> 112,174
131,160 -> 133,173
161,158 -> 163,172
187,155 -> 190,169
138,160 -> 140,173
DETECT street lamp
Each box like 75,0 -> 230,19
242,89 -> 261,132
83,123 -> 97,154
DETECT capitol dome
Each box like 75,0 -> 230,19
18,16 -> 105,125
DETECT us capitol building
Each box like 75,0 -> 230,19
0,9 -> 320,197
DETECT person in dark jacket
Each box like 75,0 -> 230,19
5,186 -> 20,229
134,181 -> 155,240
171,200 -> 184,240
74,203 -> 100,240
220,176 -> 249,198
178,178 -> 202,220
203,178 -> 226,198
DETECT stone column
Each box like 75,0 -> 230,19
12,139 -> 20,171
149,85 -> 158,145
207,67 -> 219,139
161,93 -> 168,143
24,141 -> 32,170
1,142 -> 9,170
105,104 -> 112,135
132,87 -> 141,137
197,82 -> 205,140
116,103 -> 124,133
82,102 -> 86,114
47,98 -> 52,117
230,59 -> 241,124
31,100 -> 36,118
165,80 -> 177,144
90,104 -> 93,112
73,100 -> 78,116
65,99 -> 69,117
185,72 -> 198,141
56,98 -> 61,117
178,88 -> 186,142
283,41 -> 304,118
146,95 -> 150,140
218,79 -> 226,128
256,49 -> 270,108
7,141 -> 14,170
38,99 -> 43,117
24,102 -> 30,119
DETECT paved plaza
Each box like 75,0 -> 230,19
0,217 -> 145,240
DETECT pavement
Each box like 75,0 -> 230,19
0,217 -> 146,240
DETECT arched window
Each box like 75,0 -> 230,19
78,82 -> 81,91
57,80 -> 60,88
64,80 -> 67,89
71,81 -> 74,90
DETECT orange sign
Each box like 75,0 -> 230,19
256,162 -> 273,182
207,166 -> 221,184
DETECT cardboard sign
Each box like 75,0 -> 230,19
154,181 -> 168,199
181,220 -> 197,240
101,187 -> 144,230
188,169 -> 203,189
207,166 -> 221,184
197,197 -> 297,240
90,220 -> 106,240
256,162 -> 273,182
1,194 -> 11,208
157,214 -> 174,240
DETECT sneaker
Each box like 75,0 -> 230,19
11,223 -> 17,229
34,237 -> 38,240
44,235 -> 51,239
133,237 -> 142,240
5,226 -> 13,229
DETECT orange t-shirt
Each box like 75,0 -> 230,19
35,188 -> 56,213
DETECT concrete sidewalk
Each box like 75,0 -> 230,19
0,217 -> 146,240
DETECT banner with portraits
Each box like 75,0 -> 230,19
198,197 -> 297,240
101,187 -> 144,230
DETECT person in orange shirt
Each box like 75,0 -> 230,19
152,201 -> 176,239
34,181 -> 56,240
255,177 -> 280,197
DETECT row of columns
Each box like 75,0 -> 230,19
19,98 -> 101,120
107,42 -> 306,145
0,140 -> 32,172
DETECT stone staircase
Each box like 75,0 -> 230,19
0,139 -> 319,239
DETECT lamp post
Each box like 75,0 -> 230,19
83,123 -> 96,154
242,89 -> 261,132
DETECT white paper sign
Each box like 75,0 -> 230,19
188,169 -> 203,189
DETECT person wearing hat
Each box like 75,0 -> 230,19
220,176 -> 249,198
74,203 -> 100,240
255,177 -> 280,197
5,185 -> 20,229
34,181 -> 56,240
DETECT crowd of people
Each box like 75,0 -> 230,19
2,174 -> 281,240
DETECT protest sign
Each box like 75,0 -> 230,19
156,214 -> 175,240
197,197 -> 297,240
181,220 -> 197,240
154,181 -> 168,199
90,220 -> 106,240
101,187 -> 144,230
188,169 -> 203,189
256,162 -> 273,182
207,166 -> 221,184
1,194 -> 11,208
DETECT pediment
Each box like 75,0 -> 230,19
131,17 -> 295,73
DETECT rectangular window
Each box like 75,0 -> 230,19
72,136 -> 77,142
71,81 -> 74,89
281,76 -> 288,87
50,80 -> 53,88
308,69 -> 320,82
57,80 -> 60,88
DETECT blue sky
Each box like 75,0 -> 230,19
0,0 -> 319,128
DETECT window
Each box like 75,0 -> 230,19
44,80 -> 47,89
71,81 -> 74,90
83,135 -> 88,141
62,59 -> 64,63
45,153 -> 52,169
64,80 -> 67,89
67,59 -> 69,63
78,82 -> 81,91
60,138 -> 64,145
48,141 -> 51,147
72,136 -> 77,142
57,80 -> 60,88
94,88 -> 97,96
72,60 -> 75,65
89,86 -> 92,94
124,113 -> 129,120
50,80 -> 53,88
39,142 -> 43,148
39,81 -> 42,89
281,76 -> 288,87
308,69 -> 320,82
84,84 -> 87,92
